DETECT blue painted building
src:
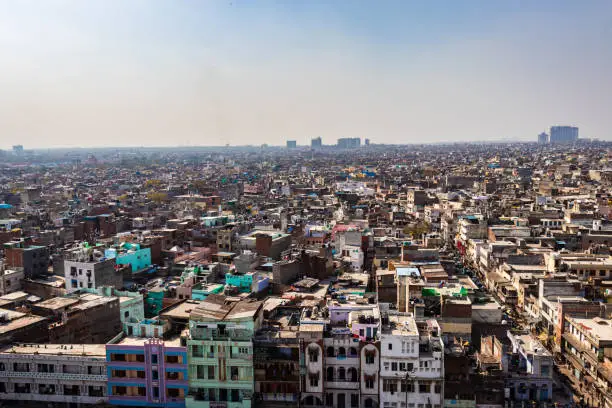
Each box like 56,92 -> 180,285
107,336 -> 188,407
106,242 -> 152,273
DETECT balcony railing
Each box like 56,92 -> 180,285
324,379 -> 360,390
0,371 -> 107,382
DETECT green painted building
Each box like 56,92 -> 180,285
185,296 -> 264,408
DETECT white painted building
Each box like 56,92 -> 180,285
0,343 -> 107,405
0,268 -> 23,296
380,313 -> 444,408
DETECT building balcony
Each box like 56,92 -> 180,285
324,379 -> 360,390
0,371 -> 107,382
2,393 -> 106,405
563,333 -> 600,363
258,392 -> 299,402
325,355 -> 359,365
255,374 -> 300,382
186,396 -> 251,408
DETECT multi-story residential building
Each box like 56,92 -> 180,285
0,343 -> 107,405
324,313 -> 370,408
64,245 -> 122,293
457,215 -> 487,244
563,316 -> 612,407
105,242 -> 153,273
549,125 -> 579,144
506,331 -> 553,402
185,296 -> 263,408
3,239 -> 49,279
0,267 -> 23,295
33,293 -> 123,344
380,313 -> 444,408
253,327 -> 301,406
107,335 -> 188,407
538,295 -> 604,349
239,230 -> 291,260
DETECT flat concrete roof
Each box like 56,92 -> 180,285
0,343 -> 106,357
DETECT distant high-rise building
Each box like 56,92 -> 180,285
364,138 -> 370,146
286,140 -> 297,148
311,137 -> 322,149
538,132 -> 549,144
337,137 -> 361,149
550,126 -> 578,144
12,145 -> 23,155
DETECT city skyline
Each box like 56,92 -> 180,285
1,0 -> 611,148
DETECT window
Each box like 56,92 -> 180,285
338,367 -> 346,380
192,345 -> 203,358
383,379 -> 397,394
391,362 -> 398,371
365,377 -> 375,389
309,349 -> 319,362
124,311 -> 129,318
208,365 -> 215,379
309,375 -> 319,387
110,353 -> 126,362
366,353 -> 375,364
152,370 -> 159,380
419,383 -> 430,393
388,343 -> 393,350
434,383 -> 441,393
351,394 -> 359,407
151,354 -> 158,364
400,362 -> 406,371
326,367 -> 334,381
401,381 -> 414,393
230,366 -> 239,380
166,355 -> 179,364
326,393 -> 333,407
231,389 -> 240,402
419,361 -> 428,368
112,370 -> 126,378
407,363 -> 414,371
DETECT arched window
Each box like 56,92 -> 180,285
349,347 -> 357,357
348,367 -> 358,382
305,396 -> 314,406
327,346 -> 335,357
338,347 -> 346,357
327,367 -> 334,381
365,398 -> 373,408
338,367 -> 346,380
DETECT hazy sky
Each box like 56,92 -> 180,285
0,0 -> 611,148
